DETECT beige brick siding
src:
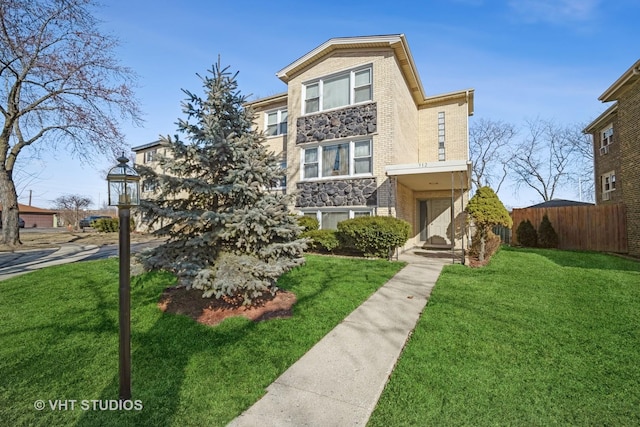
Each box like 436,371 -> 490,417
418,100 -> 469,163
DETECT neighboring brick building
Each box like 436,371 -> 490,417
134,34 -> 475,251
584,59 -> 640,257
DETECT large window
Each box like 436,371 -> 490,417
303,67 -> 372,114
301,140 -> 372,179
265,109 -> 287,136
303,209 -> 372,230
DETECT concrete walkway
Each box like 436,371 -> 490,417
228,251 -> 451,427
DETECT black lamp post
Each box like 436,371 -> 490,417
106,154 -> 140,400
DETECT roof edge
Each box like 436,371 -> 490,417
598,59 -> 640,102
583,102 -> 618,133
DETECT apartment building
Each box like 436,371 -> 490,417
134,34 -> 475,251
584,59 -> 640,257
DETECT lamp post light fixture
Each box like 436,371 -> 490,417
106,153 -> 140,401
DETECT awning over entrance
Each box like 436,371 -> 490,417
385,160 -> 471,191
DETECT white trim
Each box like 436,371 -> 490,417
300,138 -> 373,181
385,160 -> 469,176
302,65 -> 373,115
264,108 -> 288,137
300,207 -> 374,229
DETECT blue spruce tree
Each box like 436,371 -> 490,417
137,60 -> 306,305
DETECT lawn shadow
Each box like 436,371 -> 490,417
504,246 -> 640,272
74,274 -> 262,427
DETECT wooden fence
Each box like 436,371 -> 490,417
511,204 -> 627,253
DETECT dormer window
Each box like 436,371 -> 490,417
303,66 -> 372,114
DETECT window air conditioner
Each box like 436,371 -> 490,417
600,145 -> 609,155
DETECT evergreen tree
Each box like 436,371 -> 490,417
538,214 -> 559,248
137,60 -> 306,305
466,186 -> 512,261
516,219 -> 538,247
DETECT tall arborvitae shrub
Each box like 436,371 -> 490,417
538,214 -> 559,248
466,186 -> 512,261
516,219 -> 538,247
137,60 -> 306,305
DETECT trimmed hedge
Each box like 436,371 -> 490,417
297,215 -> 319,232
302,229 -> 340,253
337,216 -> 411,258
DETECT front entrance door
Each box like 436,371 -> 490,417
418,199 -> 452,247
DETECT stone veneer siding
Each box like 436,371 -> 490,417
296,103 -> 376,144
296,178 -> 377,208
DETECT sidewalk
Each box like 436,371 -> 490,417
228,251 -> 451,427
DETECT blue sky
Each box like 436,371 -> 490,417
16,0 -> 639,210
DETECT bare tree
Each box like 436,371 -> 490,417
0,0 -> 142,245
509,118 -> 583,202
469,118 -> 517,194
53,194 -> 91,230
567,122 -> 595,201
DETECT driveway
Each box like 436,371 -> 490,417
0,241 -> 162,281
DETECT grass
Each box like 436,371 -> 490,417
369,247 -> 640,426
0,255 -> 404,426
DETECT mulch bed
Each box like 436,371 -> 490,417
158,286 -> 297,326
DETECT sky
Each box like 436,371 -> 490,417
15,0 -> 640,210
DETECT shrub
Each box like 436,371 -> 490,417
92,217 -> 135,233
516,219 -> 538,247
93,218 -> 119,233
337,216 -> 411,259
469,229 -> 501,260
538,214 -> 559,248
297,215 -> 319,232
466,186 -> 512,261
303,229 -> 340,253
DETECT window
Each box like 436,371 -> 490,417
601,125 -> 613,147
601,171 -> 616,200
303,67 -> 372,114
144,148 -> 158,163
273,161 -> 287,190
437,112 -> 446,161
322,211 -> 349,230
265,109 -> 287,136
303,209 -> 373,230
142,179 -> 157,193
303,148 -> 319,178
301,139 -> 372,180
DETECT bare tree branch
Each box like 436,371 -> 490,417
509,118 -> 584,202
0,0 -> 142,245
469,118 -> 517,194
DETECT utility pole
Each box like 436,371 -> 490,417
28,190 -> 32,206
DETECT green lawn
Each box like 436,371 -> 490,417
369,247 -> 640,426
0,255 -> 404,427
